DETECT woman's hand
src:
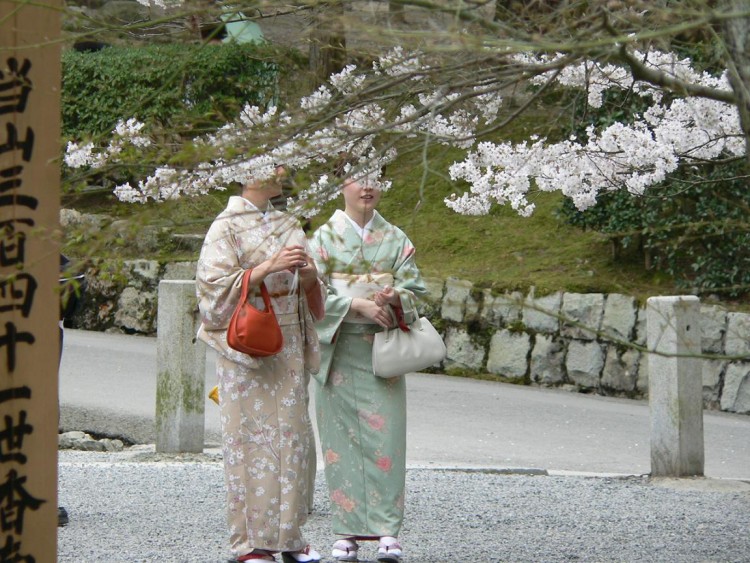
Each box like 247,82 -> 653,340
298,256 -> 319,290
259,245 -> 309,276
351,298 -> 393,328
252,245 -> 311,287
374,285 -> 400,307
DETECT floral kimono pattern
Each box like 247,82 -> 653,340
196,196 -> 324,558
309,209 -> 426,537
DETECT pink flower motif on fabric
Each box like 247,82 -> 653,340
376,455 -> 392,472
331,489 -> 356,512
331,371 -> 345,386
358,410 -> 385,431
325,448 -> 340,464
402,245 -> 415,258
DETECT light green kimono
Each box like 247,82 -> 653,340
309,209 -> 426,537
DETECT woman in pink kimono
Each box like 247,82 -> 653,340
309,167 -> 426,563
196,166 -> 325,563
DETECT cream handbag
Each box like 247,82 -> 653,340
371,315 -> 446,378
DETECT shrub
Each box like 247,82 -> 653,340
559,160 -> 750,297
62,42 -> 279,138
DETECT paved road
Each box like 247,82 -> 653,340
56,329 -> 750,562
59,329 -> 750,479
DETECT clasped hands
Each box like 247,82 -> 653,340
257,245 -> 318,290
353,285 -> 400,328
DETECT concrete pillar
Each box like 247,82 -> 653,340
156,280 -> 206,453
646,296 -> 704,477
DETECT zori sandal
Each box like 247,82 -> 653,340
377,536 -> 403,563
281,545 -> 321,563
331,538 -> 359,562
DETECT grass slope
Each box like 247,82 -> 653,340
64,143 -> 676,304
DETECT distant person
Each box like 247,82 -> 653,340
196,166 -> 325,563
58,254 -> 86,527
309,159 -> 427,563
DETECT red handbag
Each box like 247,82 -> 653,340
226,269 -> 283,356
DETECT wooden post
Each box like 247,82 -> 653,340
0,1 -> 62,561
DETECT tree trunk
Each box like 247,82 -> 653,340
723,0 -> 750,161
389,0 -> 407,23
309,1 -> 347,86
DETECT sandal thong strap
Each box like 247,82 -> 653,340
332,539 -> 358,550
332,539 -> 359,561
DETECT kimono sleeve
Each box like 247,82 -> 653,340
195,217 -> 244,330
392,233 -> 427,325
309,225 -> 353,344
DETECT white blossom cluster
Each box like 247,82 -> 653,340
65,49 -> 496,216
447,49 -> 742,216
134,0 -> 182,8
65,46 -> 743,218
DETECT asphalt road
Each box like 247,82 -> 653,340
59,329 -> 750,479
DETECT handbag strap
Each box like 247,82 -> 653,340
239,268 -> 273,312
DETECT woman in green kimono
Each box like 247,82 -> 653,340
309,166 -> 426,563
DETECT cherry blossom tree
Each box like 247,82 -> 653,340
65,0 -> 750,221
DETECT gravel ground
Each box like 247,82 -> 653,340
58,449 -> 750,563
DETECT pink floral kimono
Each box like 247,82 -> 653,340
196,196 -> 324,558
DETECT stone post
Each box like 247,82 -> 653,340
646,296 -> 704,477
156,280 -> 206,453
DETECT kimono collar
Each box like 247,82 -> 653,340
336,209 -> 381,239
227,195 -> 275,218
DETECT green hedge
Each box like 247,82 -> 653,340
62,43 -> 279,138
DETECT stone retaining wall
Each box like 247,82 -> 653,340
70,260 -> 750,415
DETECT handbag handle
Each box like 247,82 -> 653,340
381,306 -> 418,341
239,268 -> 273,312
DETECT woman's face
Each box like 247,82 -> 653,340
244,165 -> 286,199
342,176 -> 381,220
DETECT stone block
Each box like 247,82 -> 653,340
422,276 -> 445,302
636,352 -> 649,395
163,261 -> 198,281
419,277 -> 444,318
702,359 -> 726,407
530,334 -> 565,385
601,293 -> 637,342
561,293 -> 605,341
523,290 -> 562,334
725,312 -> 750,359
481,290 -> 523,326
700,304 -> 727,354
115,287 -> 157,333
601,347 -> 639,392
125,259 -> 161,285
444,327 -> 485,371
486,329 -> 530,381
441,278 -> 473,322
721,363 -> 750,413
634,306 -> 647,346
565,340 -> 604,389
